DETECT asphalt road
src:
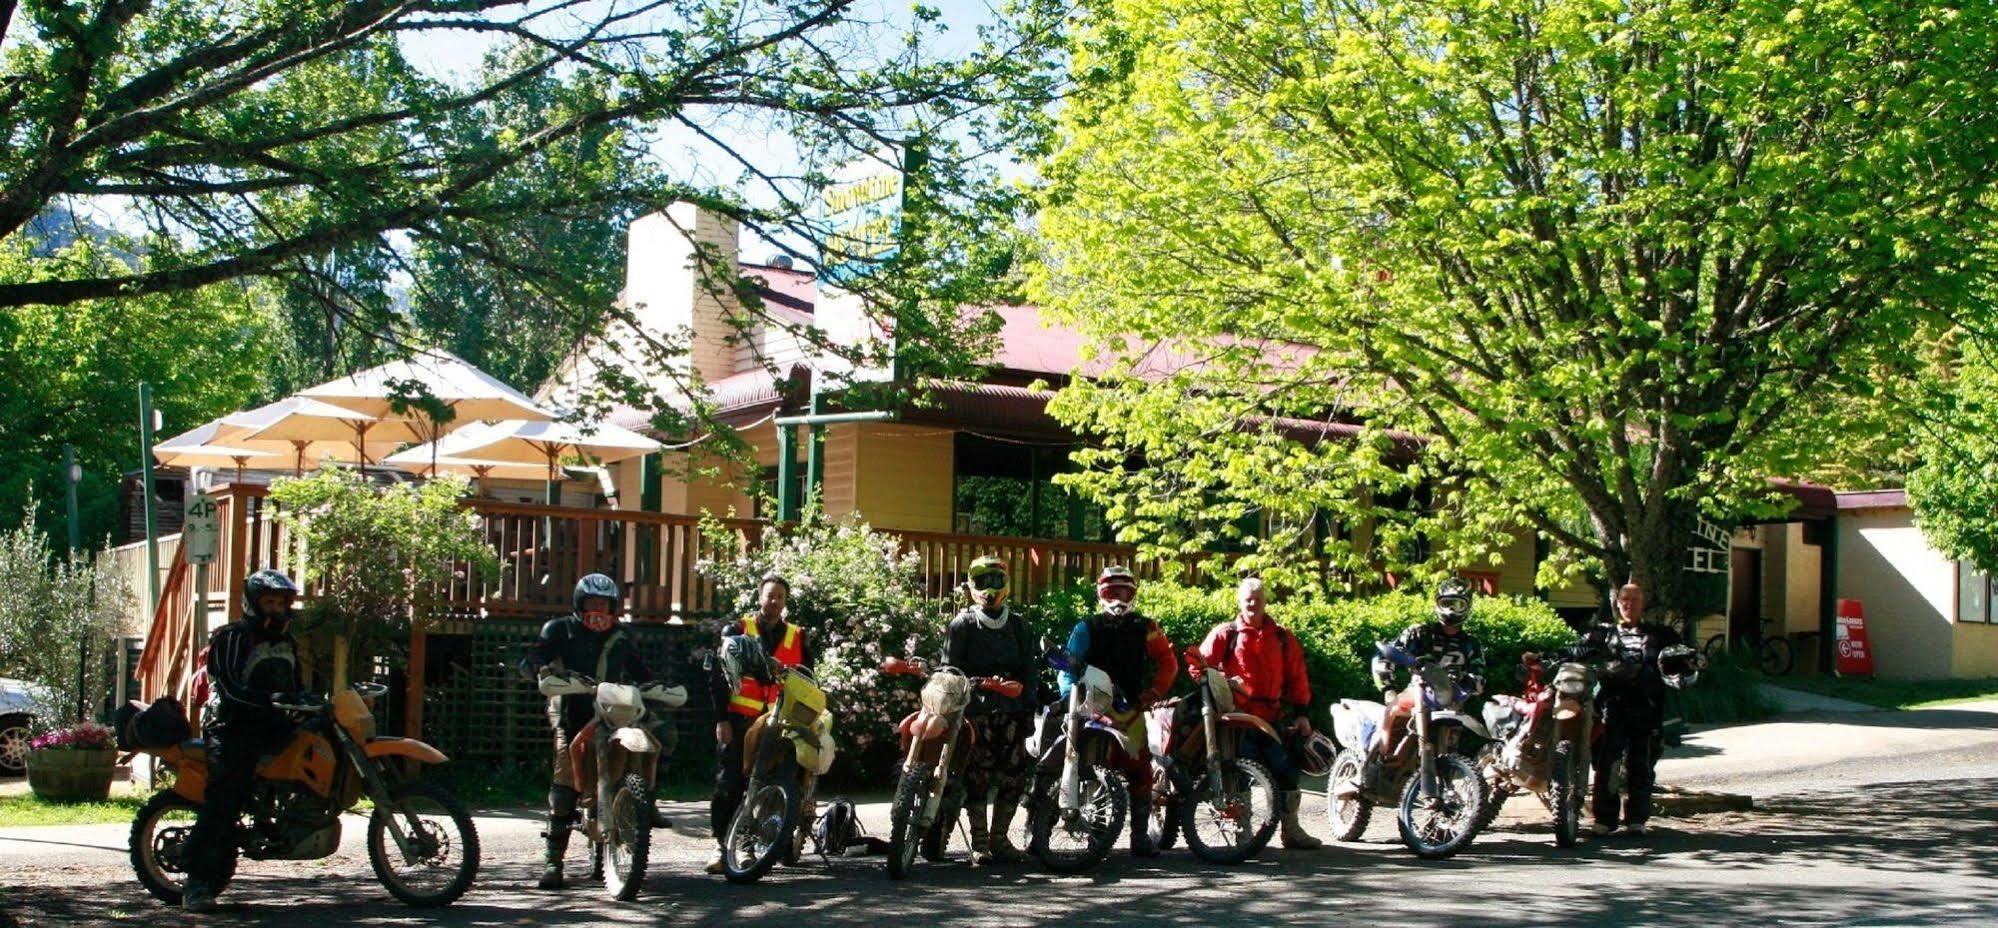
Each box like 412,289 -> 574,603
6,701 -> 1998,927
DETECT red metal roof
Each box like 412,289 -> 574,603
1835,488 -> 1908,511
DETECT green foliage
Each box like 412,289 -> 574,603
0,236 -> 279,544
1676,650 -> 1782,726
697,505 -> 941,775
1908,340 -> 1998,572
267,471 -> 498,682
1134,581 -> 1574,722
0,504 -> 134,731
1032,0 -> 1998,618
0,789 -> 148,826
1772,674 -> 1998,711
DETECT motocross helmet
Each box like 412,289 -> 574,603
1435,577 -> 1473,627
1097,565 -> 1139,617
1659,644 -> 1705,689
965,556 -> 1008,609
1296,728 -> 1338,777
573,572 -> 621,632
242,569 -> 300,633
720,633 -> 777,690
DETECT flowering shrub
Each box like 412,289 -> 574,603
699,504 -> 944,778
29,722 -> 114,752
0,502 -> 132,734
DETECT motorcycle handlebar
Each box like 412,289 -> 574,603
881,657 -> 926,676
980,678 -> 1025,699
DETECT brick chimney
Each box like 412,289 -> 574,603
623,203 -> 741,386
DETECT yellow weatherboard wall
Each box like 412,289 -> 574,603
1953,620 -> 1998,678
851,423 -> 954,532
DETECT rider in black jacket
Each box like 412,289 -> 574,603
1573,583 -> 1690,838
181,570 -> 304,912
520,573 -> 657,889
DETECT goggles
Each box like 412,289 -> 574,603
971,573 -> 1008,592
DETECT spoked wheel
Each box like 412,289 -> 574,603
1550,740 -> 1585,849
367,780 -> 481,907
603,773 -> 652,901
1758,636 -> 1795,676
130,791 -> 234,905
1324,748 -> 1372,842
723,775 -> 801,884
1179,758 -> 1278,864
887,764 -> 932,880
1470,743 -> 1508,836
1396,754 -> 1487,860
1029,764 -> 1128,874
1146,763 -> 1186,852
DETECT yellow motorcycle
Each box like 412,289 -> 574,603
717,635 -> 835,883
124,683 -> 479,907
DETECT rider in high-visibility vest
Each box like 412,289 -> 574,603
705,574 -> 814,874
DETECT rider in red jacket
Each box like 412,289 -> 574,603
1193,578 -> 1322,849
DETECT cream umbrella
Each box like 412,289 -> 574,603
152,426 -> 283,483
420,419 -> 660,504
380,449 -> 563,498
228,396 -> 426,477
298,350 -> 553,476
156,398 -> 381,478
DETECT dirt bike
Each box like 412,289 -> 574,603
1475,654 -> 1597,847
539,670 -> 688,899
1143,648 -> 1280,863
879,657 -> 1025,879
1326,643 -> 1490,860
717,635 -> 835,884
124,684 -> 479,907
1022,648 -> 1132,873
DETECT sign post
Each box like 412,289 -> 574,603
1834,598 -> 1874,678
183,493 -> 221,652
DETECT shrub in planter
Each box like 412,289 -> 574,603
26,722 -> 117,802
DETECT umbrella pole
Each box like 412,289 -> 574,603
355,421 -> 372,479
545,447 -> 560,507
292,441 -> 306,477
232,456 -> 247,486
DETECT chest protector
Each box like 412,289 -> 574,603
728,616 -> 805,717
1084,613 -> 1150,699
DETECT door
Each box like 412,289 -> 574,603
1729,548 -> 1763,642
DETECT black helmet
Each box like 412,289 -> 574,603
1435,577 -> 1473,626
242,569 -> 300,629
573,573 -> 621,613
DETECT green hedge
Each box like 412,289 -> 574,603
1131,582 -> 1578,725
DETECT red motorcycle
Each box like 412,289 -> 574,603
1143,648 -> 1281,863
880,657 -> 1024,879
1475,654 -> 1597,846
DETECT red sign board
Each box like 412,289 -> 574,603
1835,599 -> 1875,678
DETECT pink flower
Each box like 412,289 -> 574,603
30,723 -> 114,752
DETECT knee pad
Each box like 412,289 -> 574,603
549,784 -> 579,818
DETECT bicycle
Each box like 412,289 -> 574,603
1703,617 -> 1793,676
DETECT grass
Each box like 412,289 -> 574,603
1770,675 -> 1998,711
0,788 -> 148,827
1678,650 -> 1783,726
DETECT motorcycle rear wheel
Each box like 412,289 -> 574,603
1395,754 -> 1486,860
1146,763 -> 1186,851
1469,743 -> 1508,836
1324,748 -> 1372,842
130,790 -> 234,905
1551,740 -> 1584,848
887,763 -> 933,880
723,774 -> 801,884
367,779 -> 482,907
1029,764 -> 1127,874
603,772 -> 652,900
1179,757 -> 1278,864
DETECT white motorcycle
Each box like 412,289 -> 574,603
539,671 -> 687,900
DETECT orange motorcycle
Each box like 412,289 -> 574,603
124,683 -> 480,907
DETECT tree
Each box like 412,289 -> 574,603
1031,0 -> 1998,618
1908,334 -> 1998,573
0,235 -> 280,544
0,504 -> 133,729
2,0 -> 1068,431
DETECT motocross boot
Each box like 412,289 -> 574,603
1129,791 -> 1160,858
965,799 -> 994,865
987,794 -> 1029,863
1279,791 -> 1324,850
539,785 -> 578,889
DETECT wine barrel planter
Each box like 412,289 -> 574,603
25,748 -> 117,802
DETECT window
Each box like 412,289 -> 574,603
1958,561 -> 1994,624
755,464 -> 804,520
951,434 -> 1111,541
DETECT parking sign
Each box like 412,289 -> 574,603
183,492 -> 221,564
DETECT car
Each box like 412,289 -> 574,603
1,677 -> 55,776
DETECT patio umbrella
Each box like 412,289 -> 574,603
151,432 -> 282,483
298,350 -> 553,475
230,395 -> 428,477
380,449 -> 563,497
156,398 -> 380,478
419,419 -> 660,504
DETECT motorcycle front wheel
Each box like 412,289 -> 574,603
1179,757 -> 1278,864
723,773 -> 801,884
1324,748 -> 1372,842
603,771 -> 652,900
1028,764 -> 1128,874
1550,740 -> 1584,848
1396,754 -> 1487,860
887,763 -> 933,880
130,790 -> 234,905
367,780 -> 482,907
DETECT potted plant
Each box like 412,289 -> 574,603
25,722 -> 118,802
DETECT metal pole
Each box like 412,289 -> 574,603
775,423 -> 797,522
139,382 -> 160,610
63,444 -> 81,554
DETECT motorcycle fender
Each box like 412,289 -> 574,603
363,737 -> 449,765
612,726 -> 658,755
168,750 -> 208,803
1553,703 -> 1583,721
1429,710 -> 1490,740
1083,717 -> 1133,756
1220,712 -> 1280,742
